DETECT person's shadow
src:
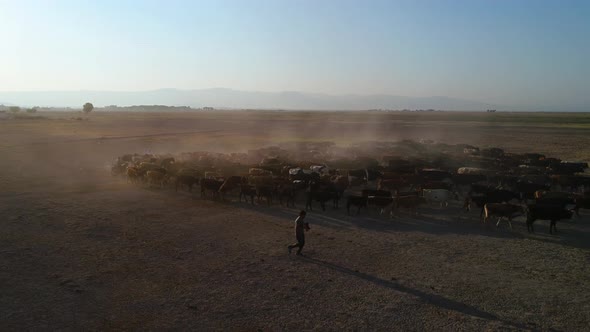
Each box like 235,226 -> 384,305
301,256 -> 533,330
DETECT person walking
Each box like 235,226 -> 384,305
288,210 -> 310,256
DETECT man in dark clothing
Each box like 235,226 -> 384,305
288,210 -> 309,256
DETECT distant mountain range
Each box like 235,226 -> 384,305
0,88 -> 500,111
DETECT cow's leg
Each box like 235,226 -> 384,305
463,198 -> 470,211
496,217 -> 502,227
527,221 -> 534,233
508,217 -> 513,230
550,220 -> 556,234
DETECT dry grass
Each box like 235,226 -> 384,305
1,111 -> 590,330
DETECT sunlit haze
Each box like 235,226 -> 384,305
1,0 -> 589,110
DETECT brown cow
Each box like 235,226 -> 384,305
126,166 -> 141,183
395,195 -> 426,215
146,170 -> 168,188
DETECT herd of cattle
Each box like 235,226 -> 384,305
111,141 -> 590,234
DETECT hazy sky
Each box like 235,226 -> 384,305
1,0 -> 589,109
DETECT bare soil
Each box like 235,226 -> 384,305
1,111 -> 589,330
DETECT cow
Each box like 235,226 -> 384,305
305,180 -> 337,211
422,189 -> 458,207
575,194 -> 590,214
533,193 -> 579,218
535,190 -> 577,203
239,184 -> 257,205
526,204 -> 573,234
452,173 -> 487,186
551,162 -> 588,175
159,157 -> 175,169
276,183 -> 296,207
361,189 -> 392,198
137,162 -> 162,177
482,203 -> 525,229
111,161 -> 129,176
347,195 -> 367,215
377,178 -> 413,193
306,189 -> 337,211
469,182 -> 498,195
249,168 -> 273,176
349,169 -> 371,181
395,195 -> 427,214
420,181 -> 454,191
331,175 -> 349,208
126,166 -> 141,184
465,189 -> 521,215
219,176 -> 246,200
256,185 -> 274,205
200,178 -> 223,199
418,169 -> 453,182
515,181 -> 550,200
146,170 -> 168,188
175,175 -> 199,192
367,196 -> 395,216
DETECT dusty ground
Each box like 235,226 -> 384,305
1,111 -> 590,330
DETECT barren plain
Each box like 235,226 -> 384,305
1,111 -> 590,330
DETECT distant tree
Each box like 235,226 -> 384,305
9,106 -> 20,113
83,102 -> 94,113
26,106 -> 38,113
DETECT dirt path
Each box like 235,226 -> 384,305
1,175 -> 589,330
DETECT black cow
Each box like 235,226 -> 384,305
575,195 -> 590,215
515,181 -> 550,200
306,190 -> 337,211
239,184 -> 257,205
276,183 -> 296,207
256,185 -> 274,206
175,175 -> 199,192
200,178 -> 223,199
367,196 -> 395,216
452,173 -> 487,186
361,189 -> 392,198
347,195 -> 367,215
526,204 -> 573,234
